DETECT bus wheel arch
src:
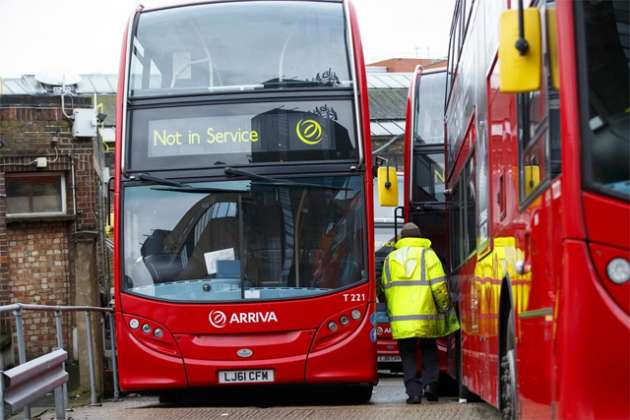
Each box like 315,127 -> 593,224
499,277 -> 519,420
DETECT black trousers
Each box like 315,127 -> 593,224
397,337 -> 439,398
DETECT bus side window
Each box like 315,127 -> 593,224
449,153 -> 476,271
546,3 -> 561,177
413,152 -> 445,202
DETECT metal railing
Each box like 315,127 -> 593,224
0,303 -> 118,420
1,349 -> 68,420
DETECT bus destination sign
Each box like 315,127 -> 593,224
147,109 -> 338,158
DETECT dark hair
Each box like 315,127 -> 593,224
400,223 -> 421,238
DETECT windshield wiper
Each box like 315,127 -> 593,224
224,167 -> 348,190
151,185 -> 249,194
259,78 -> 323,89
224,167 -> 275,182
133,169 -> 348,193
253,180 -> 349,191
134,171 -> 246,193
131,173 -> 189,188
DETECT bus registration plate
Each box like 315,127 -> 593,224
377,355 -> 401,363
218,369 -> 274,384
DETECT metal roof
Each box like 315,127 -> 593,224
370,120 -> 405,137
368,87 -> 408,120
76,74 -> 118,94
4,72 -> 412,95
366,72 -> 412,89
0,75 -> 46,95
1,74 -> 116,95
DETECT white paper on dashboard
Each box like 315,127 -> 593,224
244,289 -> 260,299
204,248 -> 235,275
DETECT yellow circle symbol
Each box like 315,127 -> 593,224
296,119 -> 323,145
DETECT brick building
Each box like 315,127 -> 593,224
0,91 -> 107,360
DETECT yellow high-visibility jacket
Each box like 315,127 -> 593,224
381,237 -> 460,339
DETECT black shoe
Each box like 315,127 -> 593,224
423,384 -> 439,402
406,395 -> 422,404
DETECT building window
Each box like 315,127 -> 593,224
6,173 -> 67,217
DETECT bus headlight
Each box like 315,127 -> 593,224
351,309 -> 361,320
123,315 -> 180,356
607,258 -> 630,284
311,305 -> 365,352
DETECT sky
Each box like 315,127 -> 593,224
0,0 -> 455,78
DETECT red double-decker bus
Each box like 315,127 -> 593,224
376,66 -> 450,375
441,1 -> 629,418
113,0 -> 376,401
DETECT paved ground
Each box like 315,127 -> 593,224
30,377 -> 500,420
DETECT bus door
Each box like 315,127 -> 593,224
409,143 -> 447,262
408,142 -> 452,376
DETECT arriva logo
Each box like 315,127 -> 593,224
209,310 -> 278,328
296,119 -> 323,145
209,310 -> 228,328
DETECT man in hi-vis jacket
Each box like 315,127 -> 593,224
381,222 -> 460,404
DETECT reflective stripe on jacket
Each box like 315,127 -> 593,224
381,237 -> 460,339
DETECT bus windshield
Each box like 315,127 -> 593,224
413,72 -> 446,145
123,175 -> 366,302
130,1 -> 352,96
580,0 -> 630,200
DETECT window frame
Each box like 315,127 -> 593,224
128,0 -> 353,99
516,1 -> 561,210
120,173 -> 370,304
125,92 -> 360,172
449,151 -> 476,272
411,143 -> 446,205
445,0 -> 476,109
5,172 -> 68,218
574,0 -> 630,203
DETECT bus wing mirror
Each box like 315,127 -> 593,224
373,155 -> 386,178
498,8 -> 542,93
377,166 -> 399,207
524,165 -> 541,196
